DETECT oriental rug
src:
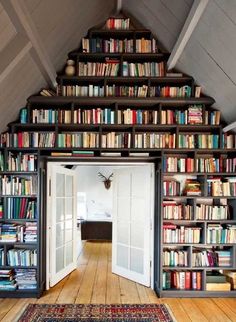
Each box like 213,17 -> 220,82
17,303 -> 176,322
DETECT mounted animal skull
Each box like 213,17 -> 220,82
98,172 -> 113,189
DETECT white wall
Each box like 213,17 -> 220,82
76,165 -> 114,221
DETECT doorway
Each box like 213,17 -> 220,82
46,162 -> 155,290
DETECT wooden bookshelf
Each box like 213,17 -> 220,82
0,16 -> 236,298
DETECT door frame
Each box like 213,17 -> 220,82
46,161 -> 155,289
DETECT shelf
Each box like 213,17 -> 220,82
163,220 -> 236,224
0,171 -> 37,175
0,242 -> 37,246
28,96 -> 216,106
69,52 -> 170,60
0,289 -> 41,298
0,265 -> 37,269
57,76 -> 193,83
0,219 -> 37,223
0,195 -> 37,198
158,290 -> 236,298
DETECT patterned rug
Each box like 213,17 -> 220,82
17,304 -> 176,322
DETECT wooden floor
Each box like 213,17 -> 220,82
1,241 -> 236,321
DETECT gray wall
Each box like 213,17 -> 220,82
0,0 -> 115,131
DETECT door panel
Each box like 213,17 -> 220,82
112,165 -> 153,287
48,165 -> 77,287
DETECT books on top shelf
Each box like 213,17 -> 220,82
58,85 -> 105,97
39,88 -> 57,97
105,17 -> 130,30
135,38 -> 157,53
163,271 -> 202,290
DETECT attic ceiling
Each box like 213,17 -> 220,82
0,0 -> 236,131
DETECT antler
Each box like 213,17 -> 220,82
108,173 -> 113,180
98,172 -> 107,180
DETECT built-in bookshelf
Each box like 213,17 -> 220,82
0,149 -> 41,297
0,16 -> 236,298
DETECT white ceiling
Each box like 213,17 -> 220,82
0,0 -> 236,131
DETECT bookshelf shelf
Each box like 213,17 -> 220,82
0,16 -> 235,298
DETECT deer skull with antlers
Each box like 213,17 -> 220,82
98,172 -> 113,190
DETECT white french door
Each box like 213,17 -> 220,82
47,165 -> 77,287
112,166 -> 153,286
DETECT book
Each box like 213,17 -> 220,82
206,282 -> 231,291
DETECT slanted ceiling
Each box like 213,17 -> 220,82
0,0 -> 236,131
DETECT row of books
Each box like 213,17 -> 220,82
57,84 -> 192,98
163,157 -> 195,172
82,38 -> 158,54
23,106 -> 222,126
122,61 -> 165,77
149,85 -> 192,98
163,271 -> 202,290
106,85 -> 148,97
59,85 -> 105,97
163,180 -> 180,196
0,223 -> 37,243
32,109 -> 72,124
0,175 -> 37,195
74,108 -> 115,124
161,105 -> 203,125
101,132 -> 131,149
178,134 -> 219,149
207,177 -> 236,197
7,248 -> 37,267
58,133 -> 99,148
77,60 -> 119,77
105,17 -> 130,30
196,157 -> 235,173
7,153 -> 37,172
163,156 -> 236,173
222,134 -> 236,149
24,222 -> 37,243
22,107 -> 222,126
82,38 -> 135,53
163,202 -> 193,220
196,204 -> 229,220
118,109 -> 158,124
12,132 -> 56,148
6,198 -> 37,219
192,249 -> 231,267
163,249 -> 188,267
207,224 -> 236,244
1,132 -> 234,150
135,133 -> 176,149
163,224 -> 201,243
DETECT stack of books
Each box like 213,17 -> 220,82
206,271 -> 231,291
188,105 -> 203,124
0,224 -> 24,242
15,269 -> 37,290
24,222 -> 37,243
223,271 -> 236,290
0,269 -> 16,291
183,179 -> 201,196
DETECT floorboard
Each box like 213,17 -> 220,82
0,241 -> 236,322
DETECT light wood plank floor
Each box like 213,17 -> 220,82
1,241 -> 236,321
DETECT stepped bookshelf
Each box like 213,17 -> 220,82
0,15 -> 236,297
